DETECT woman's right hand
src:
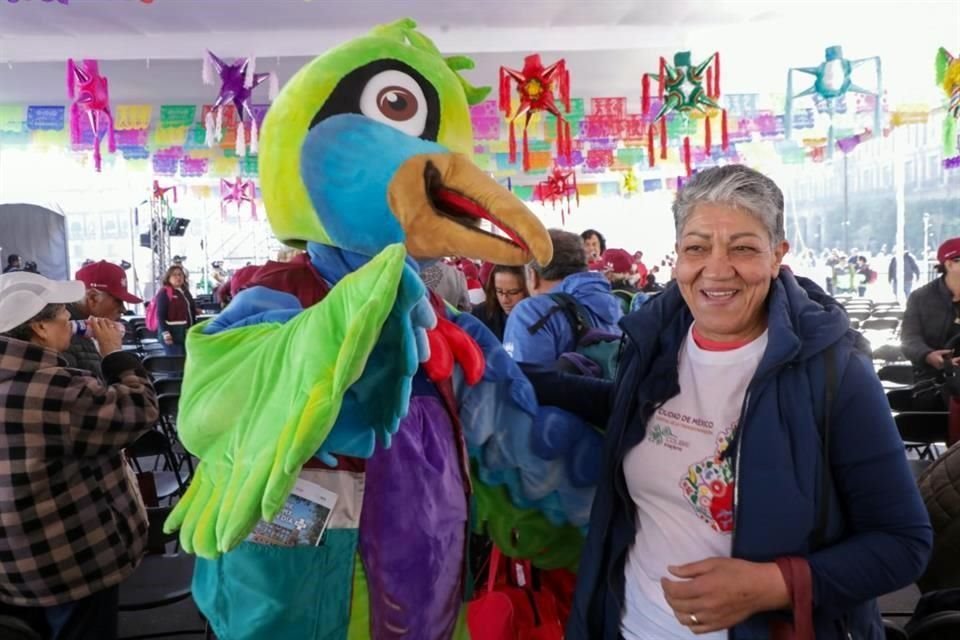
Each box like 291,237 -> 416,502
86,317 -> 124,356
162,331 -> 174,345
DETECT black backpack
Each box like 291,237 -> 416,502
526,292 -> 623,380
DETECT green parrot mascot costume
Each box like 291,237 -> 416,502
165,19 -> 603,639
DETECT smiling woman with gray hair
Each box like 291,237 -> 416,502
527,165 -> 931,639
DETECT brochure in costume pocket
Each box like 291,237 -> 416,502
247,477 -> 339,547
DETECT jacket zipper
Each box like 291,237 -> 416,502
727,389 -> 751,640
729,389 -> 752,558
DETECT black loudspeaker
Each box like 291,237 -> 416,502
139,232 -> 151,248
168,218 -> 191,236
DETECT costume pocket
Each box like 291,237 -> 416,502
194,529 -> 359,640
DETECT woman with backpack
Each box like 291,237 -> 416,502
153,265 -> 198,356
527,165 -> 931,639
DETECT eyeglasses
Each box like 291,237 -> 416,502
495,288 -> 525,297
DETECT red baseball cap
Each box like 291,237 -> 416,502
937,237 -> 960,264
601,249 -> 636,275
75,260 -> 142,303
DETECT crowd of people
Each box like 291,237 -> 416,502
1,163 -> 959,639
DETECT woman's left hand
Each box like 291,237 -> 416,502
662,558 -> 790,634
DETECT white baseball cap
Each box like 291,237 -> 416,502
0,272 -> 85,333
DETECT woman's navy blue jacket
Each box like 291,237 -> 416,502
549,271 -> 931,639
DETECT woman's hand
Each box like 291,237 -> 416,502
162,331 -> 174,345
86,317 -> 124,356
662,558 -> 790,634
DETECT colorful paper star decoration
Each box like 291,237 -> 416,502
936,47 -> 960,159
785,45 -> 883,158
642,50 -> 727,176
534,165 -> 579,224
220,176 -> 257,221
152,180 -> 177,204
499,54 -> 572,171
202,51 -> 278,156
66,59 -> 116,172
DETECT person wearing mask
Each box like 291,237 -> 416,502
3,254 -> 21,273
0,271 -> 158,640
901,237 -> 960,409
155,264 -> 198,356
527,165 -> 930,639
472,264 -> 529,342
889,250 -> 922,298
65,260 -> 143,378
503,229 -> 623,365
580,229 -> 606,265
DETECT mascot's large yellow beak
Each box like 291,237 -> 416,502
387,153 -> 553,267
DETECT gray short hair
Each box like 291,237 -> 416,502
530,228 -> 587,281
673,165 -> 785,244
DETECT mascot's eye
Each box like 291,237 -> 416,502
359,70 -> 428,137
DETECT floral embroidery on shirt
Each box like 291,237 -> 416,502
679,427 -> 735,533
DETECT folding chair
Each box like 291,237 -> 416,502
118,507 -> 205,640
153,378 -> 182,397
0,617 -> 41,640
862,318 -> 900,332
127,430 -> 189,503
142,355 -> 186,380
879,364 -> 916,386
895,412 -> 949,460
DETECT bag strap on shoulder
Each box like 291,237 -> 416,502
527,292 -> 594,340
812,345 -> 837,550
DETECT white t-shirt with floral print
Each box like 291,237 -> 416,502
620,326 -> 768,640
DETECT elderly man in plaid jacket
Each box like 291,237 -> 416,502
0,272 -> 158,640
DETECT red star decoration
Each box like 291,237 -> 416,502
499,54 -> 572,171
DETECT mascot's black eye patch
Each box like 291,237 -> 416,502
309,59 -> 441,142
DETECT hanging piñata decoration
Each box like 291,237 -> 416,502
202,51 -> 279,156
499,54 -> 572,171
642,50 -> 726,176
534,165 -> 579,224
152,180 -> 177,204
66,59 -> 116,172
784,45 -> 882,158
936,47 -> 960,161
220,176 -> 257,220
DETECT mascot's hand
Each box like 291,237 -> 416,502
313,265 -> 436,464
163,244 -> 407,558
